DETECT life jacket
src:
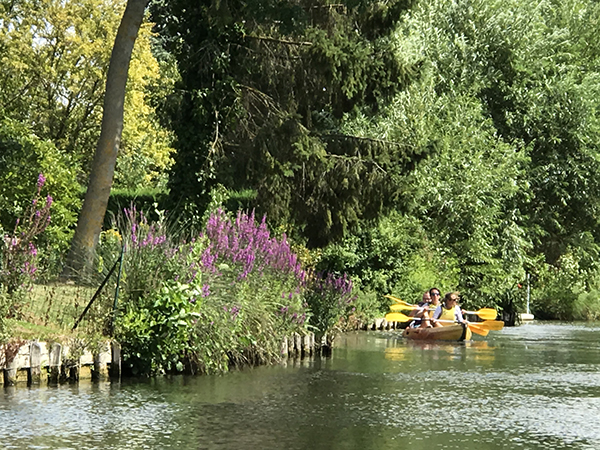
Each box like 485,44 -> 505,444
438,305 -> 457,324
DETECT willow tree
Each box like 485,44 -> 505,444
63,0 -> 149,278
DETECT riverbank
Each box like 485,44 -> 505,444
0,330 -> 321,387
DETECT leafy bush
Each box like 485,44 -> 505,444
531,252 -> 588,320
304,270 -> 355,345
114,208 -> 337,375
573,290 -> 600,321
118,280 -> 202,375
0,119 -> 80,264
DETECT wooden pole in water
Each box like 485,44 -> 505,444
109,341 -> 121,380
28,342 -> 41,385
48,343 -> 62,384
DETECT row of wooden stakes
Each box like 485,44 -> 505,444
0,340 -> 121,387
1,332 -> 320,387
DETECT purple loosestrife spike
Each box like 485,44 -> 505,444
37,173 -> 46,189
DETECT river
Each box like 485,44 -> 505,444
2,322 -> 600,449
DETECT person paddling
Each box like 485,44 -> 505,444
409,288 -> 441,328
419,288 -> 441,328
431,292 -> 467,327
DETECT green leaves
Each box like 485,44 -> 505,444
0,0 -> 174,190
152,0 -> 421,245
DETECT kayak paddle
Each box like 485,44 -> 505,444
389,303 -> 421,312
465,323 -> 490,336
464,308 -> 498,320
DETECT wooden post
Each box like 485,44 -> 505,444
92,352 -> 102,381
48,343 -> 62,384
28,342 -> 42,385
301,334 -> 310,357
70,366 -> 80,382
4,358 -> 18,386
280,336 -> 288,358
3,341 -> 24,386
109,341 -> 121,380
293,333 -> 302,357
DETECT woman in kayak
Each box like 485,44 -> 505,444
431,292 -> 468,327
410,288 -> 441,328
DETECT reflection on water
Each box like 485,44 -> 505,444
2,322 -> 600,449
384,339 -> 492,362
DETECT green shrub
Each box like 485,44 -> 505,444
118,280 -> 202,375
573,290 -> 600,321
304,270 -> 355,346
531,252 -> 587,320
0,118 -> 80,264
114,208 -> 319,375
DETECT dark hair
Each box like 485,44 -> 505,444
429,287 -> 440,296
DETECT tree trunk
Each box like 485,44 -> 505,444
62,0 -> 149,280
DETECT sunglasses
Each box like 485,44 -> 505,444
431,292 -> 440,296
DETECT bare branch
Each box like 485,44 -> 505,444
245,35 -> 313,47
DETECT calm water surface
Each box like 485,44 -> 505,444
2,322 -> 600,449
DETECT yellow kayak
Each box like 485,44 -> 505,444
402,324 -> 472,341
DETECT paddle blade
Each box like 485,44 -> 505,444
477,308 -> 498,320
468,323 -> 490,337
390,303 -> 417,312
479,320 -> 504,331
385,312 -> 411,323
465,308 -> 498,320
384,295 -> 414,307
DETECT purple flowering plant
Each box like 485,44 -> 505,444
1,173 -> 52,301
198,209 -> 309,328
115,205 -> 356,374
201,209 -> 305,281
112,204 -> 175,304
302,269 -> 357,344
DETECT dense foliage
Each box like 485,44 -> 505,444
147,0 -> 600,320
151,0 -> 422,246
111,206 -> 356,375
0,0 -> 174,190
